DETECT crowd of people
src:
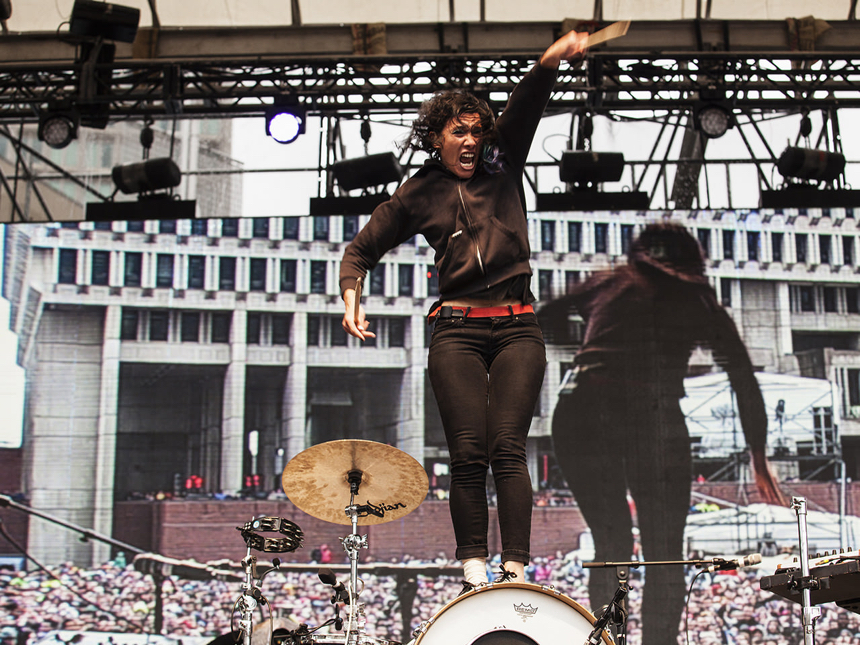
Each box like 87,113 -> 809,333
2,553 -> 859,645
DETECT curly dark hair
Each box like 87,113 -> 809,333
404,90 -> 496,158
629,222 -> 706,277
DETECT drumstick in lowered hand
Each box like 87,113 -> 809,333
353,276 -> 363,323
585,20 -> 630,48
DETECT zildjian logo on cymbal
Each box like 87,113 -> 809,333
357,500 -> 408,518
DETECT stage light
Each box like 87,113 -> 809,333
692,87 -> 735,139
776,146 -> 845,184
112,157 -> 182,195
38,110 -> 79,149
332,152 -> 404,192
69,0 -> 140,43
265,102 -> 306,144
559,151 -> 625,187
694,103 -> 733,139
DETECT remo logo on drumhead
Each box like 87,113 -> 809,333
513,603 -> 538,622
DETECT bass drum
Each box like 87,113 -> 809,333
413,583 -> 611,645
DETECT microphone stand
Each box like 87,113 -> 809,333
0,494 -> 168,633
582,556 -> 731,645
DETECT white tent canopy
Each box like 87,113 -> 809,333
685,502 -> 855,555
681,372 -> 838,460
6,0 -> 857,32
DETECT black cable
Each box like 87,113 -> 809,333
685,567 -> 709,645
0,519 -> 147,633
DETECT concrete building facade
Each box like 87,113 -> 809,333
4,206 -> 860,565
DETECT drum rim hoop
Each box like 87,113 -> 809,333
413,582 -> 605,645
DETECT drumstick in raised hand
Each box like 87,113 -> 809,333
585,20 -> 630,48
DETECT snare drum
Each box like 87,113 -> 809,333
412,583 -> 611,645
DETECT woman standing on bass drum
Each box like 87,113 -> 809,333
340,29 -> 589,591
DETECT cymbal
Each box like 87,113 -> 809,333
282,439 -> 429,526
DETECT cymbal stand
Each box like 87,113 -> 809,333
238,548 -> 266,645
791,496 -> 820,645
341,470 -> 370,639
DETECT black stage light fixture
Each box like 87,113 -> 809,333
265,100 -> 306,144
536,150 -> 648,211
38,109 -> 79,149
559,151 -> 625,186
332,152 -> 404,192
112,157 -> 182,194
69,0 -> 140,43
694,103 -> 733,139
310,153 -> 404,215
776,146 -> 846,184
693,88 -> 735,139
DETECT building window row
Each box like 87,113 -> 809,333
789,285 -> 860,315
58,215 -> 370,244
120,308 -> 232,343
246,312 -> 293,346
307,315 -> 408,349
57,248 -> 441,299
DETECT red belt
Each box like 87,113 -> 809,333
428,303 -> 534,320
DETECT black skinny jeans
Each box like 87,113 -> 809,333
427,312 -> 546,564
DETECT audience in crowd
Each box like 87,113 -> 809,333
1,554 -> 857,645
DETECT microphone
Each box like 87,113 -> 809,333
318,568 -> 349,603
706,553 -> 762,573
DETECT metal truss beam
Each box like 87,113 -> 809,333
1,52 -> 860,124
0,20 -> 859,124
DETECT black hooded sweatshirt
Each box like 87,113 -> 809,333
339,63 -> 558,306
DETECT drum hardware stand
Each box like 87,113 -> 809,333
235,517 -> 304,645
238,550 -> 268,645
790,496 -> 820,645
584,566 -> 629,645
339,469 -> 381,640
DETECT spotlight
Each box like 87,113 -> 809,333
112,157 -> 181,194
332,152 -> 403,192
693,88 -> 735,139
776,146 -> 845,184
265,101 -> 306,144
694,103 -> 733,139
38,109 -> 79,150
69,0 -> 140,43
559,151 -> 625,187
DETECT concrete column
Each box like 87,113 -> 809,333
776,281 -> 793,357
283,312 -> 308,462
397,314 -> 426,464
91,305 -> 121,564
25,308 -> 105,566
220,310 -> 247,493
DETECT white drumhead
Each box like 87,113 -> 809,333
413,583 -> 610,645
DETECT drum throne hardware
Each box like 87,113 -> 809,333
235,516 -> 304,645
283,440 -> 429,645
